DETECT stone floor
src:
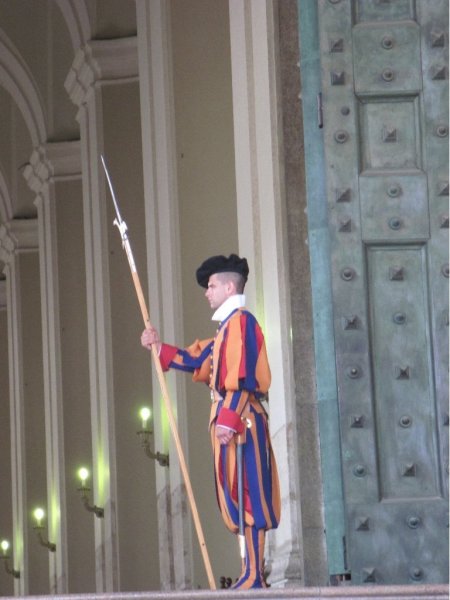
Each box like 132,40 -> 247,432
1,584 -> 448,600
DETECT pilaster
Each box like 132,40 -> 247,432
23,140 -> 85,594
0,276 -> 6,309
1,219 -> 42,597
65,35 -> 157,593
228,0 -> 304,586
65,39 -> 139,592
3,254 -> 26,598
0,273 -> 11,598
136,0 -> 192,589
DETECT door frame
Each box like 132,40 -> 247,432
297,0 -> 347,579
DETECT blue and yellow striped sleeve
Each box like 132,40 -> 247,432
159,338 -> 213,383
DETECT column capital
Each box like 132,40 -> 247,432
65,37 -> 138,107
0,219 -> 38,263
23,141 -> 81,195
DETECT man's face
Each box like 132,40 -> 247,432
205,273 -> 234,310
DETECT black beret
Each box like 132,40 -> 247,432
196,254 -> 249,288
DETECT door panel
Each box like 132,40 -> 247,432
358,97 -> 422,171
367,245 -> 441,500
354,0 -> 415,23
359,173 -> 429,241
353,21 -> 421,94
318,0 -> 448,584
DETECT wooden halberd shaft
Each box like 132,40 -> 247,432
102,155 -> 216,590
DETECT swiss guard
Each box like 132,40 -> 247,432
141,254 -> 281,589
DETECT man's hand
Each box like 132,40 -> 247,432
141,327 -> 161,354
215,425 -> 234,445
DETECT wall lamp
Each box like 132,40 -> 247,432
32,508 -> 56,552
0,540 -> 20,579
77,468 -> 104,518
137,407 -> 169,467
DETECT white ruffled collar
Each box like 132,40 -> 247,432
211,294 -> 245,322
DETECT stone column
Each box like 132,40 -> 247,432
0,220 -> 46,596
65,37 -> 158,592
0,275 -> 13,598
279,0 -> 329,586
23,141 -> 96,594
136,0 -> 192,589
228,0 -> 304,586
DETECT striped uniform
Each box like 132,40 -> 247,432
159,307 -> 281,588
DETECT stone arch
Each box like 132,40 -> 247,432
0,28 -> 46,147
54,0 -> 91,52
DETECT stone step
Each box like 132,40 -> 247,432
1,584 -> 448,600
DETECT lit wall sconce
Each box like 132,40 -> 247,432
137,407 -> 169,467
0,540 -> 20,579
32,508 -> 56,552
77,468 -> 104,518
